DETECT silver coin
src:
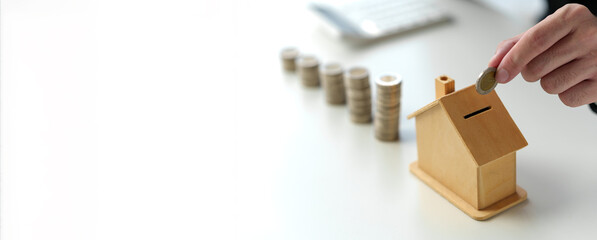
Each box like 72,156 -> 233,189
280,47 -> 299,60
297,55 -> 319,68
347,67 -> 369,80
322,62 -> 343,76
476,67 -> 498,95
350,113 -> 372,123
375,74 -> 402,87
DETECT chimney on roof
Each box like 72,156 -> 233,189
435,75 -> 455,99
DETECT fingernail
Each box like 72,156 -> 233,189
496,69 -> 509,83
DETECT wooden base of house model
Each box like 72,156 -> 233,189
410,161 -> 527,220
407,76 -> 528,221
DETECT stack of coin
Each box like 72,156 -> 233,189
374,74 -> 402,141
321,63 -> 346,105
280,47 -> 299,72
297,55 -> 320,87
345,67 -> 372,123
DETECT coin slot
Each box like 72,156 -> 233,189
464,106 -> 492,119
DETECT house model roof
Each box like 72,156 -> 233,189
407,85 -> 527,166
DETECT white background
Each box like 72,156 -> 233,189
2,0 -> 597,239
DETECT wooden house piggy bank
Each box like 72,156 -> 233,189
407,75 -> 527,220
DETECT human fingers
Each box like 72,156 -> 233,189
522,28 -> 591,83
487,34 -> 522,68
496,4 -> 591,83
540,58 -> 597,94
558,79 -> 597,107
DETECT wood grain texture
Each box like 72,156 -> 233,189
407,100 -> 438,119
409,82 -> 528,219
478,152 -> 516,209
411,161 -> 527,221
435,75 -> 455,99
439,85 -> 527,166
415,104 -> 479,208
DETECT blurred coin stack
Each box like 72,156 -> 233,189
346,67 -> 372,123
321,63 -> 346,105
374,74 -> 402,141
280,47 -> 299,72
297,55 -> 320,87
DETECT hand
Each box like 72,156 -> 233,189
488,4 -> 597,107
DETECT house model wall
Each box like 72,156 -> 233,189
407,75 -> 528,220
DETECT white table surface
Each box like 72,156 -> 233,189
2,0 -> 596,239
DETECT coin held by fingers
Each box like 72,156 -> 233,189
476,67 -> 498,95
